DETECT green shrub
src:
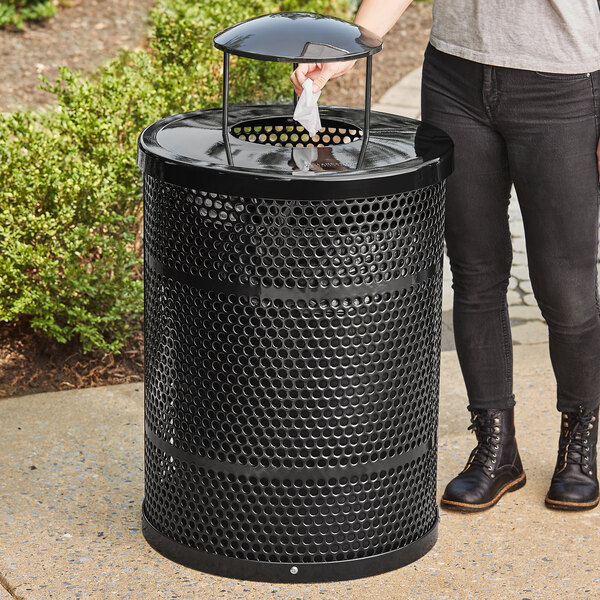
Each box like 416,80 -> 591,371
0,0 -> 350,352
0,0 -> 57,28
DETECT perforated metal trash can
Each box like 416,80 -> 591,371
138,12 -> 453,584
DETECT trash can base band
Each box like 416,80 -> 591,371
141,509 -> 438,583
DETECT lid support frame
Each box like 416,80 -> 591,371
357,54 -> 372,170
293,62 -> 299,108
222,51 -> 234,166
220,46 -> 373,170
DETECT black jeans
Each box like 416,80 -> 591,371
421,43 -> 600,413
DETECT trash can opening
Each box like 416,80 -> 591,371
230,117 -> 363,147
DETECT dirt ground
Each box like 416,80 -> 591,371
0,0 -> 154,111
0,1 -> 432,111
0,1 -> 433,398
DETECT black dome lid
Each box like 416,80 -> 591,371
213,12 -> 382,63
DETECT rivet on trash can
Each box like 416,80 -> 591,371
138,11 -> 453,585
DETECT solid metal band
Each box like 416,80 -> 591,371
141,510 -> 438,583
144,423 -> 435,480
145,251 -> 442,300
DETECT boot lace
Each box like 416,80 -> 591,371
465,412 -> 500,470
558,406 -> 595,471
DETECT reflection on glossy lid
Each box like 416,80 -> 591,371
213,12 -> 382,63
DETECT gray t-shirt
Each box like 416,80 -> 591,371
430,0 -> 600,73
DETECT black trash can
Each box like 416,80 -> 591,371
139,12 -> 453,584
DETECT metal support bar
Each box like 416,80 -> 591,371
293,62 -> 299,109
356,54 -> 372,170
222,52 -> 372,170
222,52 -> 234,166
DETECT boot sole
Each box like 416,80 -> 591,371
440,472 -> 527,513
544,495 -> 600,511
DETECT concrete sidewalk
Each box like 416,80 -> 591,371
1,340 -> 599,600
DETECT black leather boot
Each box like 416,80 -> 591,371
545,406 -> 599,511
441,406 -> 526,512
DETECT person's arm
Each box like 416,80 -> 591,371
355,0 -> 414,38
291,0 -> 413,95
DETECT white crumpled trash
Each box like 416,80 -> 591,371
293,77 -> 322,137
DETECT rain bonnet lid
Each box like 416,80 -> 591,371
213,12 -> 382,63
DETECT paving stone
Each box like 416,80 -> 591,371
509,276 -> 519,290
507,289 -> 523,305
508,196 -> 520,209
443,255 -> 452,281
377,84 -> 421,108
519,280 -> 533,294
442,285 -> 453,311
509,220 -> 525,238
512,251 -> 528,266
511,320 -> 548,345
511,265 -> 530,280
440,310 -> 455,351
398,66 -> 423,89
511,236 -> 527,253
523,293 -> 538,306
509,304 -> 545,322
372,103 -> 421,119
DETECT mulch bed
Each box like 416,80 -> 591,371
0,2 -> 432,398
0,0 -> 154,112
0,322 -> 144,398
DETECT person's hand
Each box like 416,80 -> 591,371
290,60 -> 357,96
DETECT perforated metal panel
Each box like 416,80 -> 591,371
141,153 -> 446,581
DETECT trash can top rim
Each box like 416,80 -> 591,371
213,12 -> 382,63
137,105 -> 453,198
